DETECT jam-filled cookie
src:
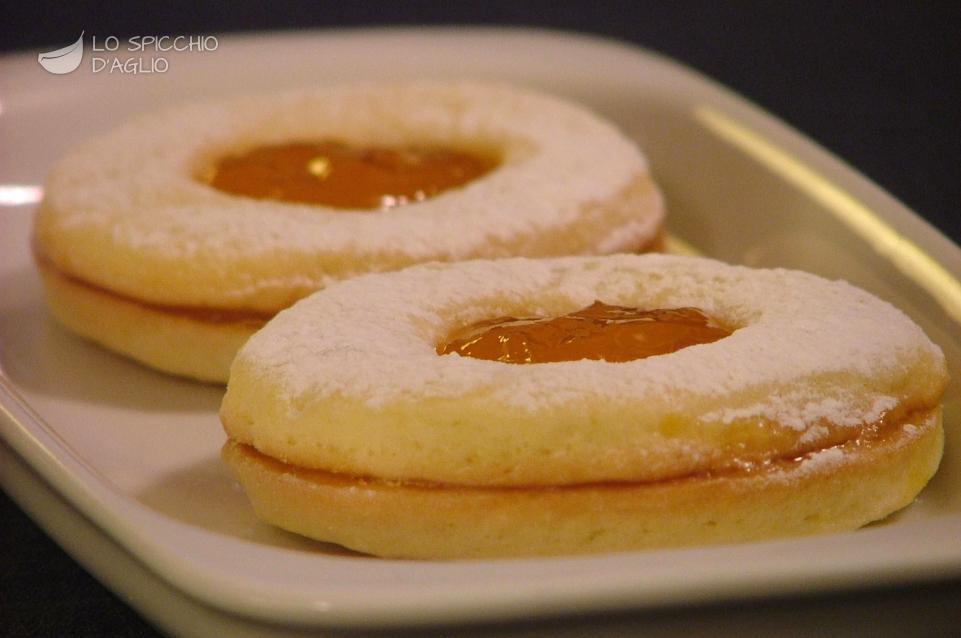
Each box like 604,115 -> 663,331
33,82 -> 663,382
220,254 -> 947,558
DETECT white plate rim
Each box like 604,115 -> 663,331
1,26 -> 960,628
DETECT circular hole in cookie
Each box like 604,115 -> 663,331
437,300 -> 733,364
199,140 -> 500,209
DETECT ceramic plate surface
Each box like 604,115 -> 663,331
1,28 -> 959,630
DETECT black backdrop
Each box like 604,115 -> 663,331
2,2 -> 960,636
3,2 -> 959,240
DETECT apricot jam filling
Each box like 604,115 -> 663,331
439,301 -> 732,364
205,141 -> 497,209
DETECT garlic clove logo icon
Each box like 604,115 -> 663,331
38,32 -> 85,74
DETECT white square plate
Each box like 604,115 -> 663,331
1,28 -> 959,632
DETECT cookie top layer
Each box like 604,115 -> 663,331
221,254 -> 948,486
35,81 -> 661,313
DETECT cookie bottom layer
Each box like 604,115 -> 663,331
37,258 -> 263,383
222,408 -> 943,559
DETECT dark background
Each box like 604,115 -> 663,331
2,2 -> 960,636
3,1 -> 959,240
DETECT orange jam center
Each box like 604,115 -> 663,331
438,301 -> 732,364
205,141 -> 497,209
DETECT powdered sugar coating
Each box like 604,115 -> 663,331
222,254 -> 947,486
35,81 -> 661,312
792,447 -> 846,478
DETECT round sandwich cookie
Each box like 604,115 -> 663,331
34,81 -> 663,382
220,254 -> 947,558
